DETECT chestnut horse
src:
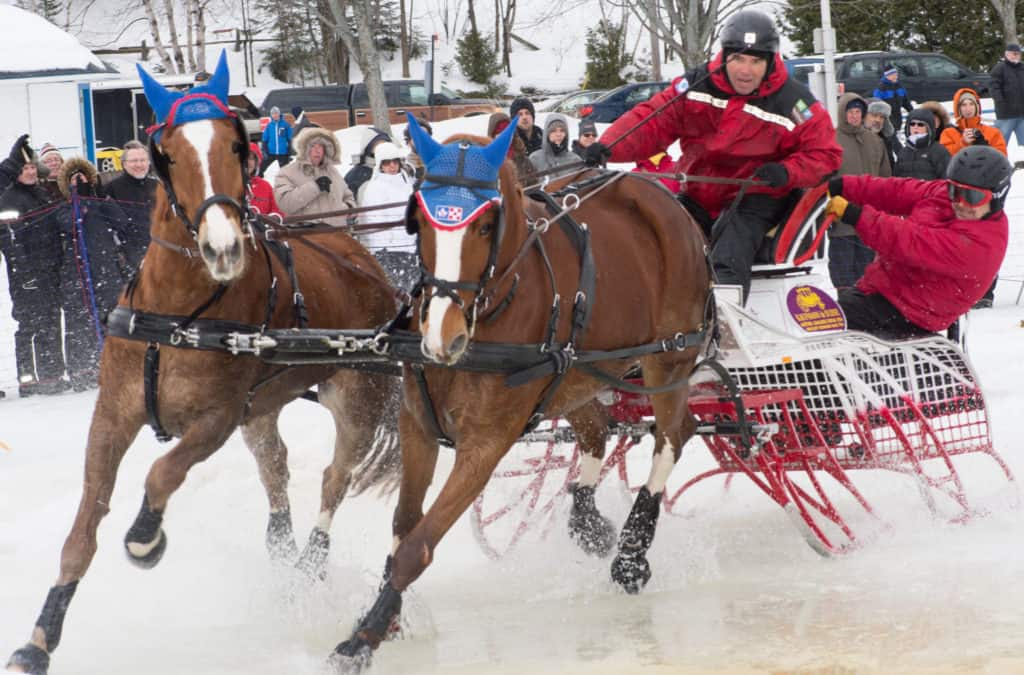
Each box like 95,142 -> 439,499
5,55 -> 400,675
329,118 -> 711,671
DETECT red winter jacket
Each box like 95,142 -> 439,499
843,175 -> 1008,331
603,52 -> 842,217
249,176 -> 282,216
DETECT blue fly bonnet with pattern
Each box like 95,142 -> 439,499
137,50 -> 234,143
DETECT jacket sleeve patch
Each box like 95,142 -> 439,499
791,99 -> 813,125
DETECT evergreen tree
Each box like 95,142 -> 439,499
455,28 -> 502,85
584,19 -> 628,89
370,0 -> 402,56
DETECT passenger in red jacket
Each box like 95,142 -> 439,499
824,146 -> 1011,337
584,10 -> 842,300
247,142 -> 283,217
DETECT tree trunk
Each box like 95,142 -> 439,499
140,0 -> 176,73
647,0 -> 661,80
502,0 -> 516,77
160,0 -> 186,72
195,0 -> 208,73
988,0 -> 1017,43
327,0 -> 392,136
467,0 -> 478,36
400,0 -> 410,77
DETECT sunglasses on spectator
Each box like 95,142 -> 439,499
947,180 -> 993,207
908,121 -> 928,128
581,133 -> 597,138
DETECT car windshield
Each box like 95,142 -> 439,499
593,86 -> 627,102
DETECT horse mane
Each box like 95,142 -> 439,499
439,132 -> 524,222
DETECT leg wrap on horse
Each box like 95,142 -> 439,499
611,486 -> 661,594
124,495 -> 167,568
331,583 -> 403,672
6,643 -> 50,675
568,484 -> 616,558
36,581 -> 79,652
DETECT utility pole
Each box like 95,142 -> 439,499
816,0 -> 838,123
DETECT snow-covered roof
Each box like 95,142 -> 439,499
0,5 -> 114,79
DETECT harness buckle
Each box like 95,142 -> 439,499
128,312 -> 138,335
170,325 -> 200,347
370,332 -> 391,355
561,193 -> 581,211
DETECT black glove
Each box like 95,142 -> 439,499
583,142 -> 612,167
753,162 -> 789,188
972,131 -> 989,146
828,176 -> 844,197
316,176 -> 332,193
7,134 -> 31,167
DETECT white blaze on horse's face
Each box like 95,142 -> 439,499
182,120 -> 246,282
421,226 -> 471,365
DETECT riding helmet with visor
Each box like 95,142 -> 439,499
946,145 -> 1013,213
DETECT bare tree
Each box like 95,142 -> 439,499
620,0 -> 752,69
139,0 -> 177,71
326,0 -> 391,136
400,0 -> 410,77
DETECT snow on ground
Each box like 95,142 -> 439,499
2,125 -> 1024,674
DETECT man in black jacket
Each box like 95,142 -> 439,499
990,43 -> 1024,146
0,134 -> 33,194
509,97 -> 543,154
104,140 -> 157,276
0,159 -> 68,396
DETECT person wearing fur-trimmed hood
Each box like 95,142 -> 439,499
274,127 -> 355,228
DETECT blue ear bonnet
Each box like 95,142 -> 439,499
407,113 -> 516,230
138,50 -> 233,143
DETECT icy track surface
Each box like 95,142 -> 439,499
4,142 -> 1024,674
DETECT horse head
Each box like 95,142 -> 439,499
406,115 -> 518,364
137,51 -> 252,282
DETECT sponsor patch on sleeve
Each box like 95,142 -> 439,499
675,77 -> 689,94
790,99 -> 814,125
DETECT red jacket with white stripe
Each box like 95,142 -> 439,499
843,175 -> 1008,331
249,176 -> 282,216
603,53 -> 842,217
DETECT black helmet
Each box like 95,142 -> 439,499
720,10 -> 780,55
947,145 -> 1013,212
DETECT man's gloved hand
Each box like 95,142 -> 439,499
7,134 -> 31,167
752,162 -> 789,188
828,176 -> 844,197
583,142 -> 612,167
825,195 -> 862,226
316,176 -> 332,193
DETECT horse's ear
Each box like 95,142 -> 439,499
481,119 -> 517,169
406,112 -> 442,166
137,63 -> 175,124
205,50 -> 230,103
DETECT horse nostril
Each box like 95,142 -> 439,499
448,333 -> 467,356
201,242 -> 217,260
229,239 -> 241,262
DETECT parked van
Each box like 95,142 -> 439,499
259,80 -> 498,131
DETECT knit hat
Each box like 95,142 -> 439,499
845,98 -> 867,114
291,106 -> 303,118
37,143 -> 61,162
269,106 -> 280,115
509,96 -> 535,120
958,90 -> 980,115
866,99 -> 891,118
579,119 -> 598,136
883,66 -> 898,77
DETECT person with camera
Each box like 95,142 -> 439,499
274,127 -> 355,228
583,10 -> 841,302
0,141 -> 67,396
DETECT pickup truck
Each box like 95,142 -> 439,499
259,80 -> 498,131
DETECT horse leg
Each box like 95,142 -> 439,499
564,401 -> 616,557
7,387 -> 143,674
330,427 -> 514,673
295,371 -> 396,579
611,356 -> 697,594
240,408 -> 298,561
123,417 -> 236,569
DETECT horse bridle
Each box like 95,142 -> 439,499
148,109 -> 255,245
409,143 -> 507,336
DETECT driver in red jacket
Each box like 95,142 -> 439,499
824,145 -> 1011,337
584,10 -> 842,301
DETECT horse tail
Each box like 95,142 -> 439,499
348,379 -> 402,497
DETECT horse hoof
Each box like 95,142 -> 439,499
610,552 -> 651,595
329,637 -> 373,674
569,510 -> 616,558
6,643 -> 49,674
266,510 -> 299,562
124,528 -> 168,569
295,528 -> 330,581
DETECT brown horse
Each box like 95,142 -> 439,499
5,58 -> 400,675
329,119 -> 711,671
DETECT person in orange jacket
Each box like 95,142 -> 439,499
940,88 -> 1008,157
